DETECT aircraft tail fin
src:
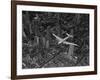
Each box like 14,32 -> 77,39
66,33 -> 73,38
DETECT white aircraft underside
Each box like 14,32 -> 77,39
52,33 -> 78,46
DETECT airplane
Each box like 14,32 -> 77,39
52,33 -> 78,46
52,33 -> 73,44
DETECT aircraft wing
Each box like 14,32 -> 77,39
52,34 -> 62,41
63,41 -> 78,46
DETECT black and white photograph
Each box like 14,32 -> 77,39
22,11 -> 89,69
